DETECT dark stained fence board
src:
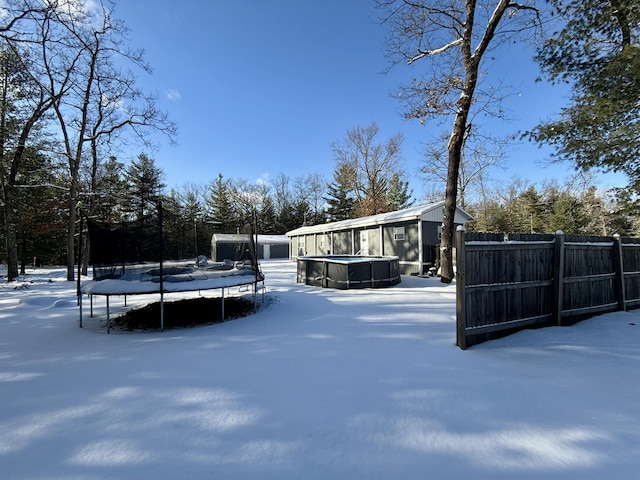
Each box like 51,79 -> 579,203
622,241 -> 640,305
456,230 -> 638,349
465,313 -> 553,336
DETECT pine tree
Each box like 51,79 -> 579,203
160,189 -> 186,260
207,174 -> 237,233
293,198 -> 311,228
0,46 -> 54,280
518,186 -> 547,234
325,163 -> 356,221
182,188 -> 204,258
14,148 -> 67,268
259,196 -> 279,234
531,0 -> 640,194
276,203 -> 297,233
93,156 -> 127,222
386,172 -> 413,211
122,153 -> 165,221
546,191 -> 589,234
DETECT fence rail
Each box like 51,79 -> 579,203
456,228 -> 640,349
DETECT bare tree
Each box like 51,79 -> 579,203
304,173 -> 327,225
375,0 -> 541,282
331,121 -> 404,216
1,1 -> 176,281
271,172 -> 308,232
272,173 -> 291,218
421,125 -> 509,208
42,1 -> 176,280
0,3 -> 74,281
290,173 -> 327,225
227,178 -> 270,228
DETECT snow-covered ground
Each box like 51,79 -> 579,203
1,259 -> 639,479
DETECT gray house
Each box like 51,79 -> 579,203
211,234 -> 290,262
286,201 -> 472,275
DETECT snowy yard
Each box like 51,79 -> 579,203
1,259 -> 639,479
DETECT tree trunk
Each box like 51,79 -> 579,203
3,185 -> 19,282
440,154 -> 460,283
440,70 -> 478,283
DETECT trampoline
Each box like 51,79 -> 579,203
296,255 -> 401,289
80,259 -> 263,333
78,205 -> 264,333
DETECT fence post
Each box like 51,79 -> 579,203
553,230 -> 565,326
613,234 -> 627,312
455,226 -> 467,349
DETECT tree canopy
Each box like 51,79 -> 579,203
530,0 -> 640,194
330,122 -> 407,217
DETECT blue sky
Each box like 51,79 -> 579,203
113,0 -> 624,200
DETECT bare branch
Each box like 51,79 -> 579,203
407,37 -> 463,64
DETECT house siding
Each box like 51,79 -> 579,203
380,222 -> 420,275
382,223 -> 416,259
333,231 -> 352,254
287,201 -> 472,277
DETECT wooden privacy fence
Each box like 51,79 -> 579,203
455,228 -> 640,349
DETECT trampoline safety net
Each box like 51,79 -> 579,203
85,204 -> 260,282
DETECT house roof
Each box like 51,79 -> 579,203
286,201 -> 473,236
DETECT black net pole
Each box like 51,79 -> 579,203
77,206 -> 83,326
254,210 -> 258,281
253,209 -> 259,310
158,201 -> 164,332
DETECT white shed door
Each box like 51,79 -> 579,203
360,231 -> 369,255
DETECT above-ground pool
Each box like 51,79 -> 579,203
296,255 -> 401,289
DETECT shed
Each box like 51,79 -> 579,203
286,201 -> 472,275
211,234 -> 290,262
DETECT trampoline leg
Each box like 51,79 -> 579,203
106,296 -> 110,334
221,288 -> 225,321
160,292 -> 164,332
79,294 -> 83,328
90,294 -> 93,317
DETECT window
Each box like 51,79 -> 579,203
394,227 -> 405,241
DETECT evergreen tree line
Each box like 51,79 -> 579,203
3,139 -> 639,270
464,180 -> 637,237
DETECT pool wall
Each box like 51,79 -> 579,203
296,255 -> 401,289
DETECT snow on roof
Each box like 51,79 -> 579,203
286,201 -> 472,236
